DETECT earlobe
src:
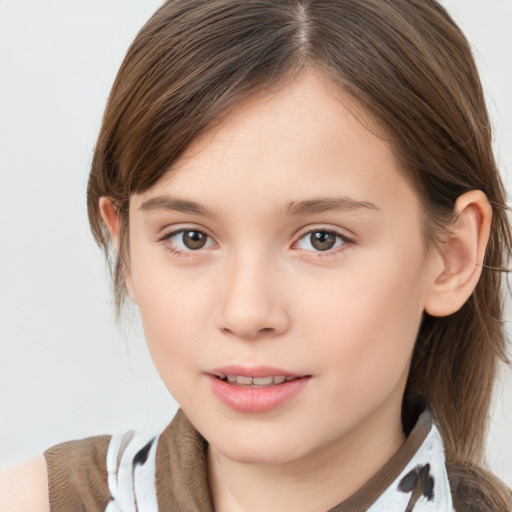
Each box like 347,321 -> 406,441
424,190 -> 492,317
98,197 -> 138,305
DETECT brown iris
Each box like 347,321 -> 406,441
182,230 -> 208,250
310,231 -> 337,251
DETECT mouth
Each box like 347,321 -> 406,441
214,374 -> 300,388
208,367 -> 311,413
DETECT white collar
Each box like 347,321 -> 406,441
366,423 -> 455,511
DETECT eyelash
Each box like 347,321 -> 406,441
157,227 -> 354,259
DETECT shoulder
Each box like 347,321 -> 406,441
0,455 -> 50,512
11,411 -> 200,512
44,434 -> 112,512
8,430 -> 163,512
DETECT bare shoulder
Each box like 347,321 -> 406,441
0,456 -> 50,512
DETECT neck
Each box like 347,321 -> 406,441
207,401 -> 406,512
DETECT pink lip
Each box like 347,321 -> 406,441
207,366 -> 311,413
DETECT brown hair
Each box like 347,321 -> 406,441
87,0 -> 512,507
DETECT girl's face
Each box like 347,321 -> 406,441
125,70 -> 439,465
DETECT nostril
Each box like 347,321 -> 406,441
220,326 -> 275,338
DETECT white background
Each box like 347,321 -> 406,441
1,0 -> 511,487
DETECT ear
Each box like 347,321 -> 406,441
424,190 -> 492,317
98,197 -> 137,304
99,197 -> 121,251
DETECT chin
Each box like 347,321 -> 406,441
210,431 -> 309,465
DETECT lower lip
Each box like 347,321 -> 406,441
208,375 -> 310,413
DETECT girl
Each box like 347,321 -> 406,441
2,0 -> 511,510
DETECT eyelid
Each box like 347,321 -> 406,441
295,223 -> 355,239
157,226 -> 212,242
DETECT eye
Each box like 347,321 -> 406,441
295,229 -> 349,253
159,228 -> 215,253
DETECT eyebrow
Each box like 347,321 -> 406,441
284,197 -> 380,216
140,196 -> 216,216
139,195 -> 380,216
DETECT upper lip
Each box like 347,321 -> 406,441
209,365 -> 308,378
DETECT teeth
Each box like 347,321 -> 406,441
222,375 -> 296,387
252,376 -> 274,386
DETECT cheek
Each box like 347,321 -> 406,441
129,252 -> 216,375
298,245 -> 426,398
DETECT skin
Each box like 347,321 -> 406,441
0,456 -> 49,512
0,69 -> 491,512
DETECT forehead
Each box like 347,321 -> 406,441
131,70 -> 420,220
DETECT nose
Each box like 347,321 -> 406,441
215,251 -> 290,340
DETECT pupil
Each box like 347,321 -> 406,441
183,231 -> 207,249
311,231 -> 336,251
